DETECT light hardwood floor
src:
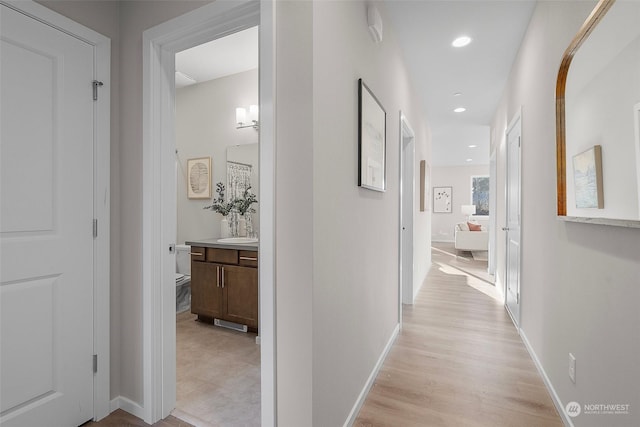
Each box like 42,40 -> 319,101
89,251 -> 560,427
354,250 -> 562,427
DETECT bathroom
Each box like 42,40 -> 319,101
172,26 -> 260,426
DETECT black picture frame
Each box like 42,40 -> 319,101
358,79 -> 386,192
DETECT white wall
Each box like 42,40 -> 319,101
274,1 -> 314,424
311,1 -> 431,425
431,165 -> 489,242
175,69 -> 259,244
491,2 -> 640,426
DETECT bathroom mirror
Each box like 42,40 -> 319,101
227,143 -> 259,230
556,0 -> 640,226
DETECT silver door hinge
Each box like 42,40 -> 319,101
93,354 -> 98,373
93,80 -> 103,101
93,219 -> 98,238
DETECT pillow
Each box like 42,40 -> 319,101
467,222 -> 482,231
457,222 -> 470,231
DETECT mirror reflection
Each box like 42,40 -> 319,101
227,143 -> 259,235
561,0 -> 640,221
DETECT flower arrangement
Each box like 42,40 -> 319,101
203,182 -> 258,217
203,182 -> 234,216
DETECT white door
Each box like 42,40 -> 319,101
1,4 -> 95,426
400,116 -> 414,306
505,113 -> 522,326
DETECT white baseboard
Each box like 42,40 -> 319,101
343,324 -> 400,427
109,396 -> 146,420
520,330 -> 573,427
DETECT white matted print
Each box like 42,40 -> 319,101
572,145 -> 603,209
187,157 -> 212,199
433,186 -> 452,213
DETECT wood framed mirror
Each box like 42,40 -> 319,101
556,0 -> 640,227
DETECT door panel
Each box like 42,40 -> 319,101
1,5 -> 94,426
505,114 -> 522,326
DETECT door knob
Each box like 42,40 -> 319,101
502,227 -> 509,231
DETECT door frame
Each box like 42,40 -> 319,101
142,1 -> 275,425
0,0 -> 111,421
504,108 -> 522,328
488,148 -> 497,277
399,112 -> 415,314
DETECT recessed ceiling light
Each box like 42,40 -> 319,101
466,159 -> 473,162
452,36 -> 472,48
453,92 -> 463,97
468,144 -> 477,148
454,107 -> 466,113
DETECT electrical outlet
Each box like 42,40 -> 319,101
569,353 -> 576,383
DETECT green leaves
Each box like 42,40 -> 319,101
203,183 -> 258,216
234,186 -> 258,215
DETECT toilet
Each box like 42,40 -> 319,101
175,244 -> 191,313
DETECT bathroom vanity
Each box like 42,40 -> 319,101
185,238 -> 258,332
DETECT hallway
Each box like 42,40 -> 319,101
354,250 -> 562,426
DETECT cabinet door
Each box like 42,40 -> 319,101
191,262 -> 223,318
222,265 -> 258,329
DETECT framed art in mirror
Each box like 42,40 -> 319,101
556,0 -> 640,227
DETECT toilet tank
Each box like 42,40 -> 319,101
176,244 -> 191,275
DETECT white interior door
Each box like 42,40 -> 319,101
1,4 -> 95,426
400,115 -> 414,306
505,113 -> 522,326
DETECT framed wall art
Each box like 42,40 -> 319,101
420,160 -> 430,211
187,157 -> 212,199
358,78 -> 386,192
572,145 -> 604,209
433,186 -> 452,213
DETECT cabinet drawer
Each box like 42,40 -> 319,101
206,248 -> 238,264
239,250 -> 258,267
190,246 -> 205,261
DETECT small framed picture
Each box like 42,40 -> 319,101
187,157 -> 212,199
433,186 -> 452,213
420,160 -> 430,212
572,145 -> 604,209
358,79 -> 386,192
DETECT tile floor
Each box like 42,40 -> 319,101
172,312 -> 261,427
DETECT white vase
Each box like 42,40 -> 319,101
220,218 -> 231,238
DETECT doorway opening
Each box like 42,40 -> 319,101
142,2 -> 275,426
505,109 -> 522,327
172,27 -> 260,425
399,113 -> 415,311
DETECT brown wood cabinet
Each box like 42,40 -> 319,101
190,246 -> 258,331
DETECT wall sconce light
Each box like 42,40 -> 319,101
236,105 -> 259,130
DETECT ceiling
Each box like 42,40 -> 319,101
384,0 -> 536,166
175,2 -> 536,166
175,26 -> 258,89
